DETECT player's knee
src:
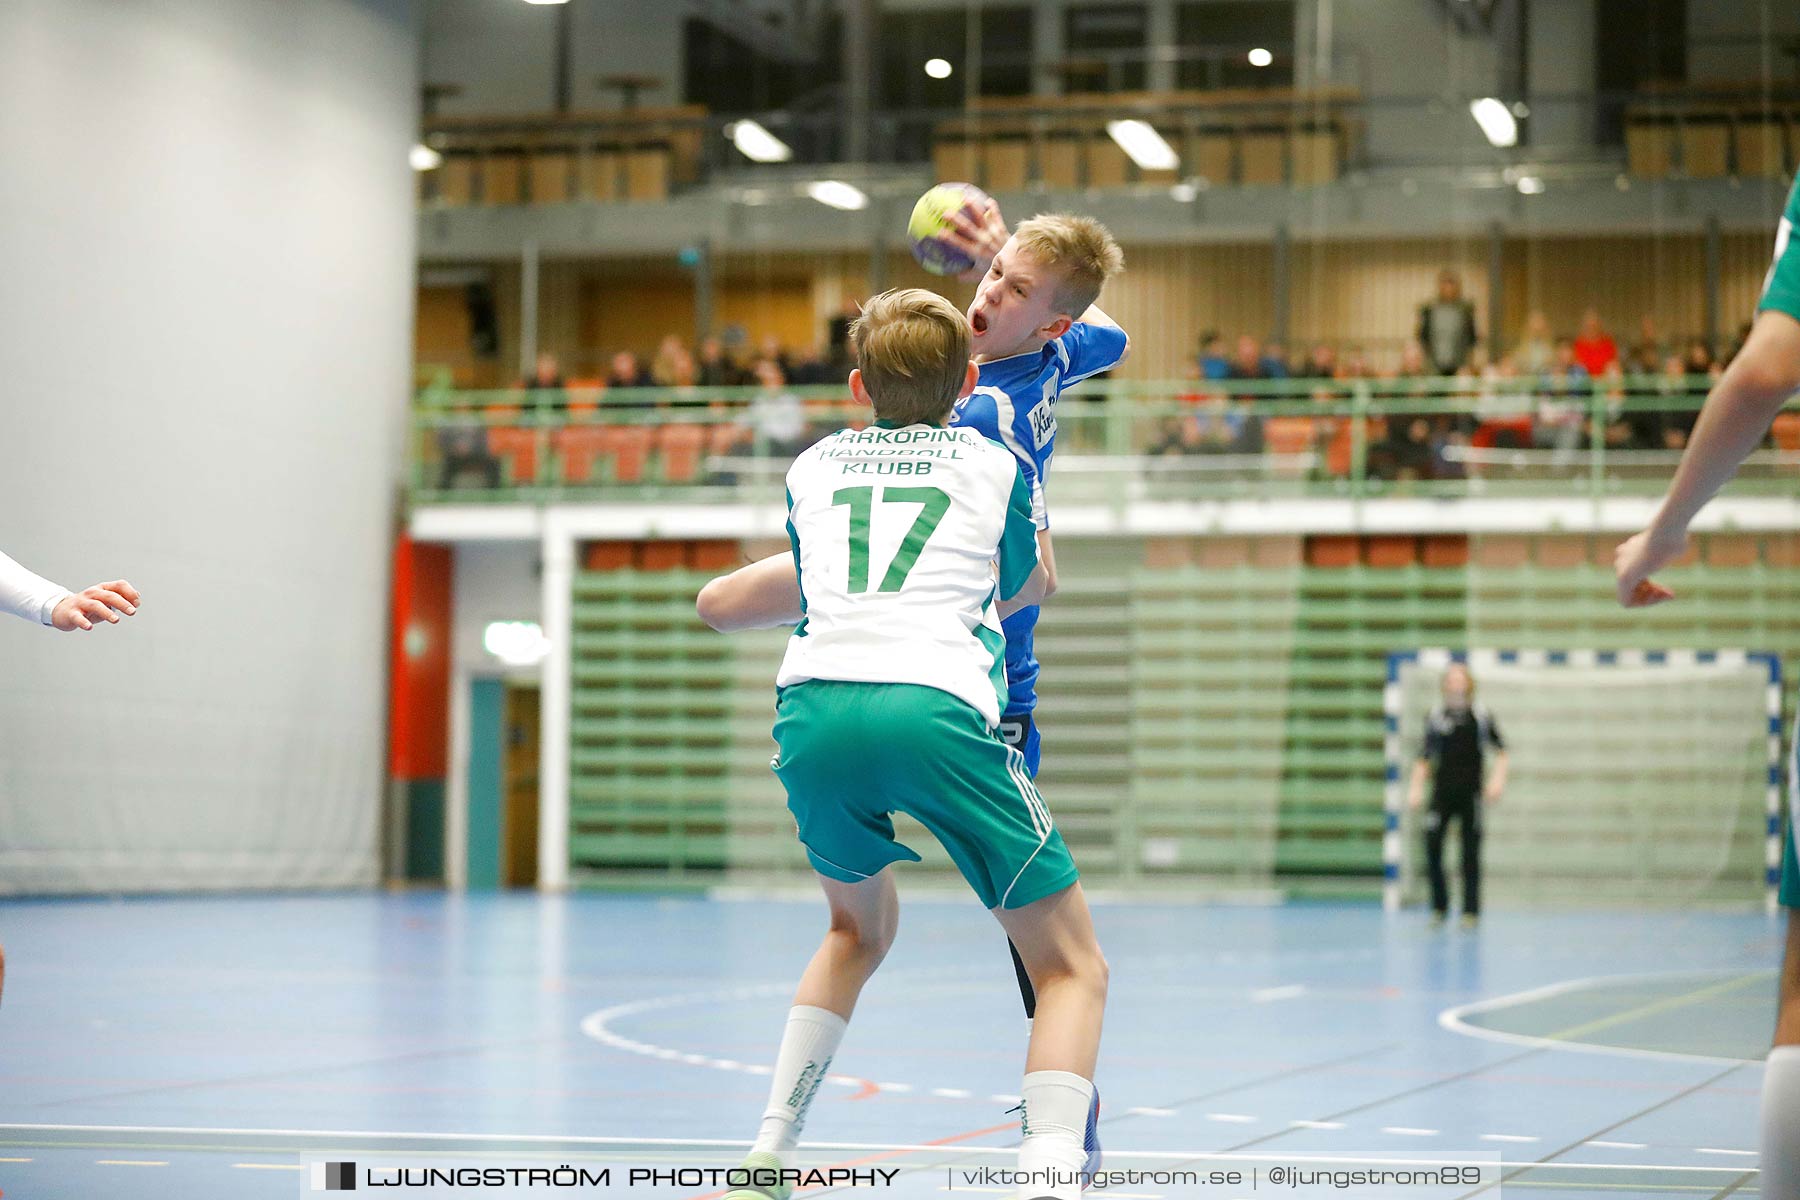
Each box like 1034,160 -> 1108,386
1037,941 -> 1107,1000
1734,357 -> 1800,403
1083,946 -> 1110,1000
827,909 -> 895,965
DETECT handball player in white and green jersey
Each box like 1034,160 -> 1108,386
698,289 -> 1109,1200
1616,166 -> 1800,1195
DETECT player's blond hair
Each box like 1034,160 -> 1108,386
849,288 -> 972,427
1012,213 -> 1125,317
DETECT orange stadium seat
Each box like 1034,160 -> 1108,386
1262,416 -> 1317,456
484,426 -> 540,484
1472,417 -> 1533,449
604,426 -> 653,484
552,426 -> 610,484
1772,412 -> 1800,451
657,424 -> 707,483
1323,419 -> 1358,477
565,379 -> 604,416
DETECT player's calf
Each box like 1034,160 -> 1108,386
995,883 -> 1108,1200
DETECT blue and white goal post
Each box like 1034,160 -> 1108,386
1382,648 -> 1786,913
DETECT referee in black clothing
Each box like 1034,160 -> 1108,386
1407,663 -> 1508,928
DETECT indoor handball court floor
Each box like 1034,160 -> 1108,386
0,891 -> 1783,1198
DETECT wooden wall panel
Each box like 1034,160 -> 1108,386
1290,237 -> 1491,363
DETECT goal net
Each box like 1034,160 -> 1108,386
1384,649 -> 1783,910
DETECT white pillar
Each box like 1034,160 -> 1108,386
538,512 -> 576,891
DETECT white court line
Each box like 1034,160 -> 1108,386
1205,1114 -> 1256,1124
0,1157 -> 31,1162
1586,1140 -> 1648,1150
1437,968 -> 1773,1066
0,1126 -> 1755,1173
1127,1108 -> 1175,1118
1479,1134 -> 1540,1144
1697,1148 -> 1758,1157
1251,985 -> 1306,1002
1289,1120 -> 1345,1131
1381,1128 -> 1439,1137
931,1089 -> 972,1099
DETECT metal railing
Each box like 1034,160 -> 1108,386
407,375 -> 1800,508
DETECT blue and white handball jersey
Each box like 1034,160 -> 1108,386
949,321 -> 1129,728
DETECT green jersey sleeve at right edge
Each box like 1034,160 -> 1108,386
1758,168 -> 1800,321
997,464 -> 1040,601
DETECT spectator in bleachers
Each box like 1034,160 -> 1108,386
1198,331 -> 1230,380
740,358 -> 810,458
1514,311 -> 1554,374
605,350 -> 653,390
757,333 -> 792,379
697,336 -> 748,387
788,345 -> 833,386
1147,414 -> 1205,456
1260,339 -> 1291,379
1396,341 -> 1431,379
1220,396 -> 1264,453
665,346 -> 702,402
1684,337 -> 1720,379
1627,313 -> 1666,375
652,334 -> 691,388
1598,362 -> 1638,452
1301,343 -> 1338,381
1367,342 -> 1434,481
520,351 -> 566,404
1418,269 -> 1479,375
1656,353 -> 1700,450
1228,333 -> 1268,382
1336,345 -> 1373,379
1572,308 -> 1619,376
1534,337 -> 1590,456
827,300 -> 859,372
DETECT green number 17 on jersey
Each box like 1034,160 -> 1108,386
831,485 -> 951,593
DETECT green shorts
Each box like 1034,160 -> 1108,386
772,679 -> 1079,910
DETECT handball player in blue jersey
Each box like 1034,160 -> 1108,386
939,205 -> 1129,778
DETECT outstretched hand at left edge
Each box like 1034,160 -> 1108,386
51,579 -> 141,631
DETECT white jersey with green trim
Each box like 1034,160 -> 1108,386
777,421 -> 1040,728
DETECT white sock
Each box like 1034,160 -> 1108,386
752,1006 -> 848,1161
1762,1046 -> 1800,1199
1017,1070 -> 1094,1199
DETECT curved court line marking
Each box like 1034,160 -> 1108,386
578,961 -> 1363,1107
579,983 -> 882,1097
1437,968 -> 1775,1066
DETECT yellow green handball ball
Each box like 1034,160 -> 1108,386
908,181 -> 992,275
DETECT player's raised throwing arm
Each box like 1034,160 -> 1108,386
0,549 -> 139,631
1614,311 -> 1800,606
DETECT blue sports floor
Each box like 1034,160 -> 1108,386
0,892 -> 1785,1198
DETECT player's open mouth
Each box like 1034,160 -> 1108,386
971,310 -> 989,336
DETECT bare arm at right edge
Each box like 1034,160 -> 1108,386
1616,312 -> 1800,605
